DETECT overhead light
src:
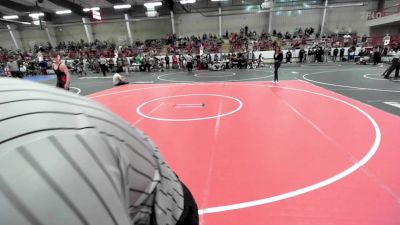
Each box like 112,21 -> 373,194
211,0 -> 229,2
113,4 -> 131,9
2,15 -> 19,19
83,7 -> 100,12
29,13 -> 44,18
56,10 -> 72,14
21,21 -> 31,25
144,2 -> 162,8
145,10 -> 159,17
328,2 -> 364,8
180,0 -> 196,4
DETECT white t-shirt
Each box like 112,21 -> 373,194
344,34 -> 351,42
113,73 -> 123,85
37,52 -> 43,62
99,57 -> 107,65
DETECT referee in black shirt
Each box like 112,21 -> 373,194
273,46 -> 283,83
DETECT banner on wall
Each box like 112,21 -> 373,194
367,11 -> 386,20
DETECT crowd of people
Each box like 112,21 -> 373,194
1,25 -> 399,79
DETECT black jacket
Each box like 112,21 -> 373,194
333,48 -> 339,56
274,52 -> 283,63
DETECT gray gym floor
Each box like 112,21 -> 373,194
38,62 -> 400,116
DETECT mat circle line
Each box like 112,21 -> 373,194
198,83 -> 381,215
136,94 -> 243,122
302,68 -> 400,92
88,82 -> 380,215
363,74 -> 400,82
194,72 -> 236,78
70,87 -> 81,95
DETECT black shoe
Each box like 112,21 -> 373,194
383,76 -> 389,79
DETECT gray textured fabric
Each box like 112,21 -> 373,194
0,78 -> 183,225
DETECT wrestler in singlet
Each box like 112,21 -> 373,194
51,53 -> 70,90
54,63 -> 68,90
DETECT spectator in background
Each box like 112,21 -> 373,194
214,54 -> 219,62
373,46 -> 381,65
324,46 -> 331,62
19,62 -> 27,76
348,48 -> 354,61
318,47 -> 324,62
179,54 -> 184,70
186,53 -> 194,72
39,60 -> 48,75
343,33 -> 351,47
383,46 -> 388,56
116,58 -> 124,73
122,57 -> 129,76
108,58 -> 114,73
143,55 -> 151,72
299,48 -> 305,63
165,54 -> 170,69
361,34 -> 367,43
172,54 -> 178,69
353,36 -> 358,45
340,47 -> 345,61
7,58 -> 21,78
4,66 -> 11,77
307,47 -> 313,63
135,54 -> 142,65
286,50 -> 292,63
333,47 -> 339,62
99,55 -> 108,76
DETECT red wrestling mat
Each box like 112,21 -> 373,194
89,81 -> 400,225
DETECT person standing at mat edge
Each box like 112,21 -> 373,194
383,48 -> 400,79
51,52 -> 70,90
273,46 -> 283,83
